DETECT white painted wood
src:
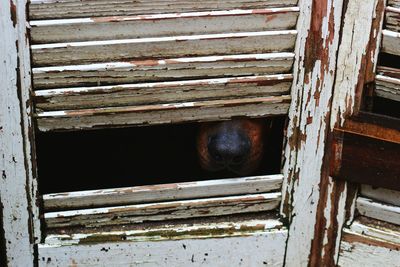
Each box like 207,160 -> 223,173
357,197 -> 400,225
32,53 -> 294,89
44,218 -> 284,245
29,0 -> 298,20
0,0 -> 40,265
30,8 -> 299,44
375,74 -> 400,101
38,229 -> 288,266
45,193 -> 281,229
382,30 -> 400,56
34,74 -> 292,111
31,31 -> 297,67
35,95 -> 291,131
281,0 -> 348,265
361,185 -> 400,206
331,0 -> 385,127
338,228 -> 400,267
43,174 -> 283,211
386,6 -> 400,32
349,219 -> 400,245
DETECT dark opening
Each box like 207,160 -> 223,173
36,118 -> 286,194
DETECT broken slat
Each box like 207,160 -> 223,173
38,229 -> 288,266
44,218 -> 284,245
331,117 -> 400,191
338,227 -> 400,266
386,6 -> 400,33
32,53 -> 294,89
30,8 -> 299,44
29,0 -> 298,20
356,197 -> 400,225
360,185 -> 400,206
31,31 -> 297,67
375,75 -> 400,102
35,95 -> 291,131
43,174 -> 283,211
44,193 -> 281,229
382,30 -> 400,56
34,74 -> 292,111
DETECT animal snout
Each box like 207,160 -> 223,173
207,132 -> 251,165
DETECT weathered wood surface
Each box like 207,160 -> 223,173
382,30 -> 400,56
29,0 -> 298,20
389,0 -> 400,8
361,185 -> 400,206
35,95 -> 291,131
0,0 -> 43,266
34,74 -> 292,111
31,30 -> 297,67
348,218 -> 400,245
44,218 -> 284,245
338,226 -> 400,266
377,66 -> 400,79
30,8 -> 299,44
38,228 -> 288,266
357,197 -> 400,225
32,53 -> 294,89
43,174 -> 283,211
331,126 -> 400,190
386,6 -> 400,32
45,193 -> 281,229
375,75 -> 400,101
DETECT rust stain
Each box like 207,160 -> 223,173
9,0 -> 17,27
342,232 -> 400,251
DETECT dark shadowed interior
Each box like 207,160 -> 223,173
36,117 -> 286,194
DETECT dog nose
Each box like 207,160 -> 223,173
207,132 -> 251,165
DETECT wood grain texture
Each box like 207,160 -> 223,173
0,0 -> 41,265
32,53 -> 294,89
44,193 -> 281,229
338,228 -> 400,266
382,30 -> 400,56
29,0 -> 298,20
34,74 -> 292,111
43,174 -> 283,211
348,219 -> 400,245
35,95 -> 291,131
389,0 -> 400,8
31,31 -> 297,67
386,6 -> 400,32
30,8 -> 299,44
280,0 -> 349,265
38,229 -> 288,266
361,185 -> 400,206
357,197 -> 400,225
375,75 -> 400,101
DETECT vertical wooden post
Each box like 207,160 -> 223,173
0,0 -> 41,265
282,0 -> 387,265
281,0 -> 346,265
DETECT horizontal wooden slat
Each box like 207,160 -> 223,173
382,30 -> 400,56
32,53 -> 294,89
35,95 -> 291,131
30,8 -> 299,44
39,228 -> 287,266
331,119 -> 400,190
389,0 -> 400,9
377,66 -> 400,79
386,6 -> 400,33
338,227 -> 400,267
44,192 -> 281,229
348,219 -> 400,245
44,218 -> 284,245
375,74 -> 400,102
34,74 -> 292,111
361,185 -> 400,206
357,197 -> 400,225
31,31 -> 297,67
43,174 -> 283,211
29,0 -> 298,20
